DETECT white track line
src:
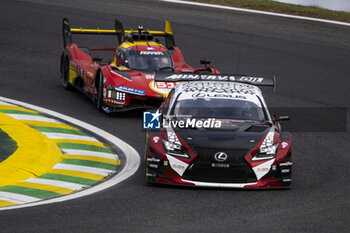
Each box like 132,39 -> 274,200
161,0 -> 350,27
61,149 -> 117,160
0,97 -> 140,211
24,178 -> 85,190
52,163 -> 114,176
0,192 -> 41,204
41,132 -> 100,142
0,100 -> 15,106
6,114 -> 61,123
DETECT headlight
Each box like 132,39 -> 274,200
162,139 -> 189,158
251,143 -> 279,161
106,85 -> 126,101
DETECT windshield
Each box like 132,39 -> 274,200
125,50 -> 173,71
171,98 -> 266,122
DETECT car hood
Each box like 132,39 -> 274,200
111,70 -> 170,97
173,123 -> 271,150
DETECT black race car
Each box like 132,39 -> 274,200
145,74 -> 292,188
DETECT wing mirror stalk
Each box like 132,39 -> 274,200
273,115 -> 290,122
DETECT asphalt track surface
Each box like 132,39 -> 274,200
0,0 -> 349,232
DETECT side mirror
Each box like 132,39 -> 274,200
276,115 -> 290,121
200,58 -> 211,68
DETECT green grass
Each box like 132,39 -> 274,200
191,0 -> 350,23
0,129 -> 18,163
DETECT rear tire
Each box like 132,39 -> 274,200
61,51 -> 71,90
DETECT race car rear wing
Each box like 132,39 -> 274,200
62,17 -> 175,48
154,72 -> 276,90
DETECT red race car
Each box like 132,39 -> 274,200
60,18 -> 219,112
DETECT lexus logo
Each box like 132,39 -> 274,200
214,152 -> 228,162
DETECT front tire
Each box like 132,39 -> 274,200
96,72 -> 104,112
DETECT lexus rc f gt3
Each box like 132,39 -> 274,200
145,74 -> 292,188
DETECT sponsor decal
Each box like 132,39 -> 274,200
252,159 -> 274,180
146,173 -> 156,177
184,82 -> 255,95
214,152 -> 228,162
281,169 -> 290,173
192,93 -> 247,99
140,51 -> 163,55
103,77 -> 107,84
281,142 -> 289,148
211,163 -> 230,168
153,136 -> 160,143
146,47 -> 155,51
162,74 -> 264,83
149,163 -> 159,168
279,161 -> 293,167
163,161 -> 168,166
155,82 -> 176,89
143,110 -> 161,129
105,99 -> 125,105
116,85 -> 145,95
171,164 -> 185,170
149,80 -> 176,95
166,154 -> 189,176
147,157 -> 161,162
282,178 -> 291,182
256,167 -> 269,172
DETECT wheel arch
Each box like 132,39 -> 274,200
95,66 -> 110,90
95,69 -> 102,90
